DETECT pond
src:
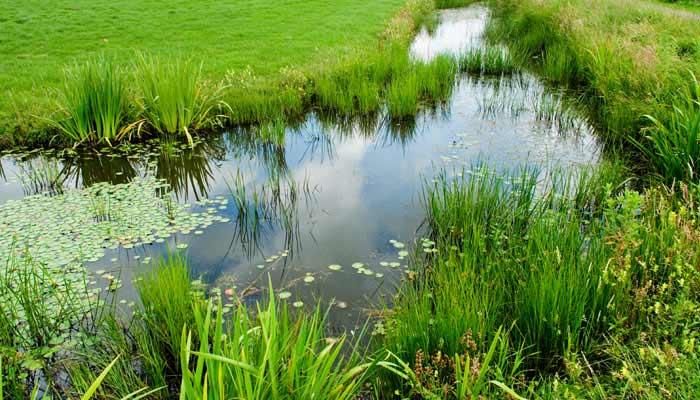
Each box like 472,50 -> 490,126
0,5 -> 599,328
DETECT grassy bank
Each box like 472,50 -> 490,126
1,0 -> 479,148
0,0 -> 405,143
487,0 -> 700,183
379,164 -> 700,398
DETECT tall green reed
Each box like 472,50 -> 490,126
636,73 -> 700,183
137,57 -> 222,145
385,166 -> 621,378
51,58 -> 131,145
179,283 -> 375,400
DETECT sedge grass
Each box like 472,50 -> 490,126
180,285 -> 375,400
458,46 -> 518,76
635,73 -> 700,183
50,58 -> 131,146
385,166 -> 621,379
136,56 -> 222,145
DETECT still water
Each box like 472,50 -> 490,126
0,6 -> 599,326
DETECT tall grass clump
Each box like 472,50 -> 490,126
636,73 -> 700,183
313,63 -> 382,116
137,57 -> 221,145
51,58 -> 130,145
386,71 -> 422,119
383,166 -> 621,391
67,254 -> 200,398
458,46 -> 518,76
179,284 -> 375,400
135,254 -> 199,374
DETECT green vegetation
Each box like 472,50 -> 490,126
0,253 -> 385,398
0,0 -> 408,144
50,58 -> 131,145
2,0 -> 472,148
3,0 -> 700,398
136,57 -> 223,145
458,46 -> 518,76
489,0 -> 700,181
379,164 -> 700,398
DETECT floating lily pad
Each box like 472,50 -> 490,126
328,264 -> 342,271
278,291 -> 292,300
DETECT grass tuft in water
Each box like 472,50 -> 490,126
459,46 -> 518,76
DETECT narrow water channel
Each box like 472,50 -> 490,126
0,6 -> 599,327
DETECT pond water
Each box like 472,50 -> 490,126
0,6 -> 599,327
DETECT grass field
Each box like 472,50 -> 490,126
0,0 -> 407,143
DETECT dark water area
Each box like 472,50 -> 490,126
0,6 -> 600,327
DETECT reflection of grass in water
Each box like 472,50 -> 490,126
62,154 -> 137,188
153,138 -> 226,201
225,128 -> 289,177
16,157 -> 68,196
225,167 -> 315,257
533,91 -> 589,135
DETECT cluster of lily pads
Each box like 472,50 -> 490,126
0,176 -> 227,270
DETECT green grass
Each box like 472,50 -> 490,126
458,46 -> 518,76
1,0 -> 468,147
379,161 -> 700,398
0,0 -> 415,146
180,287 -> 375,400
488,0 -> 700,182
49,58 -> 131,145
136,56 -> 223,144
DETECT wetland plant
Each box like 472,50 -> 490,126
636,73 -> 700,183
385,167 -> 620,381
180,284 -> 375,400
458,46 -> 518,76
137,57 -> 222,145
51,58 -> 131,146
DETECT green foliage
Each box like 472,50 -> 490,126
637,73 -> 700,183
135,254 -> 199,376
179,283 -> 374,400
136,56 -> 222,144
458,46 -> 518,76
0,251 -> 96,397
490,0 -> 700,155
51,58 -> 131,145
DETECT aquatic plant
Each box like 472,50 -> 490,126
0,251 -> 98,396
0,176 -> 225,270
50,58 -> 132,146
458,46 -> 518,76
385,167 -> 620,379
180,283 -> 375,400
137,56 -> 223,145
